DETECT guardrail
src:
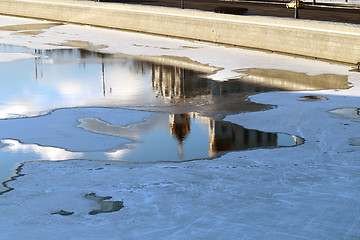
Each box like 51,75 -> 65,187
0,0 -> 359,64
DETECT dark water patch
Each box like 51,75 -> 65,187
298,95 -> 328,101
51,210 -> 74,216
0,163 -> 25,195
51,193 -> 123,216
84,193 -> 124,215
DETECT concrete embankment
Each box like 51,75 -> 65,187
1,0 -> 360,64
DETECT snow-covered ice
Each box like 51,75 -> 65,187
0,15 -> 359,239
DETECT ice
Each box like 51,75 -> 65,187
0,108 -> 152,152
0,15 -> 359,239
0,52 -> 36,62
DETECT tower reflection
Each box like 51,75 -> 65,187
169,113 -> 191,159
168,113 -> 299,158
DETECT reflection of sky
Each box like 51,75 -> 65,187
0,139 -> 83,192
0,110 -> 300,162
0,44 -> 34,54
0,46 -> 154,118
104,115 -> 211,162
2,139 -> 83,160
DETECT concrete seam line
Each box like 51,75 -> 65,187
14,0 -> 360,36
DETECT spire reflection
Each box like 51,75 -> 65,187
169,113 -> 191,159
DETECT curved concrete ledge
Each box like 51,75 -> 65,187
1,0 -> 360,64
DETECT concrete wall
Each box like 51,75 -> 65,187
1,0 -> 360,64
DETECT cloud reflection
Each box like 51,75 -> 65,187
1,139 -> 83,160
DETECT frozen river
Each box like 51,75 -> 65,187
0,14 -> 359,239
0,44 -> 313,189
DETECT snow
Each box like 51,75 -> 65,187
0,52 -> 36,62
0,15 -> 360,239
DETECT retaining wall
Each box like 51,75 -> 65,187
1,0 -> 360,64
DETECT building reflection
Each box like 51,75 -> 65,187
168,113 -> 296,158
32,48 -> 349,104
208,119 -> 278,156
151,64 -> 349,101
237,68 -> 349,91
151,64 -> 280,100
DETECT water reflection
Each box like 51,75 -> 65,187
168,113 -> 305,158
0,110 -> 303,162
151,64 -> 279,100
0,44 -> 350,118
236,68 -> 350,91
2,139 -> 82,160
151,65 -> 349,101
0,108 -> 304,192
0,43 -> 345,192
